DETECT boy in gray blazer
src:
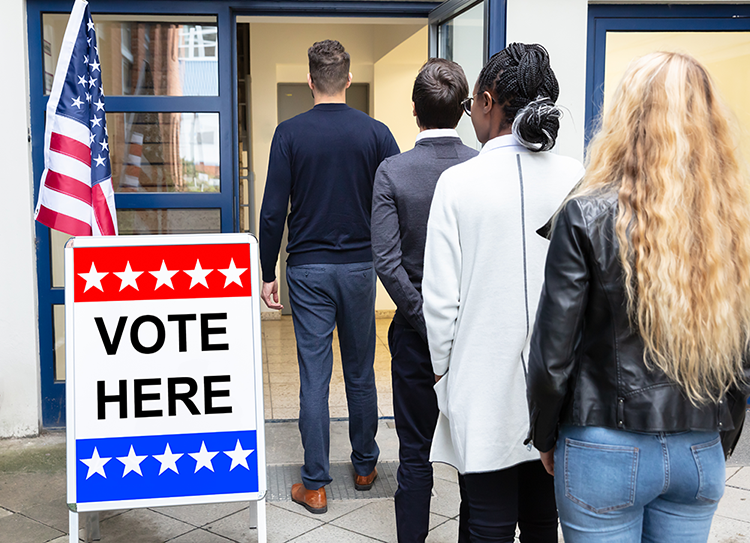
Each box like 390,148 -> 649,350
372,58 -> 477,543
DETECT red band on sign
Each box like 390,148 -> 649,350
74,244 -> 253,302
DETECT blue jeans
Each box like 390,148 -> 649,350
286,262 -> 380,490
555,425 -> 725,543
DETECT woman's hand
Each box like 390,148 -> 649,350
540,448 -> 555,476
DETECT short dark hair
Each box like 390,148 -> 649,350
412,58 -> 469,129
308,40 -> 351,96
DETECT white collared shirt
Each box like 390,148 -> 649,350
416,128 -> 460,143
479,133 -> 528,155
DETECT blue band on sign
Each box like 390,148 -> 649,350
76,430 -> 258,502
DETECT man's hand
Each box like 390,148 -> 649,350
434,373 -> 443,383
540,448 -> 555,476
262,280 -> 283,310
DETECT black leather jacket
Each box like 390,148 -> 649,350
526,192 -> 749,456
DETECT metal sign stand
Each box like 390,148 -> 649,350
65,234 -> 266,543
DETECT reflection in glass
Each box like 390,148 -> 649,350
107,112 -> 220,192
53,305 -> 65,381
439,2 -> 485,150
50,229 -> 73,288
117,208 -> 221,235
42,15 -> 218,96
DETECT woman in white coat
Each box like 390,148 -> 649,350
423,43 -> 584,542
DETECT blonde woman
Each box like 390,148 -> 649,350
527,51 -> 750,542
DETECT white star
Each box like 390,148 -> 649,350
80,447 -> 111,479
87,19 -> 95,31
224,440 -> 254,471
85,92 -> 91,102
150,261 -> 178,290
91,116 -> 102,127
77,75 -> 87,86
189,441 -> 218,473
94,155 -> 106,167
100,140 -> 109,152
79,262 -> 108,292
114,262 -> 142,291
90,133 -> 96,144
90,60 -> 100,72
94,99 -> 105,111
71,96 -> 83,109
87,37 -> 92,46
116,445 -> 147,477
218,259 -> 247,288
83,55 -> 88,64
154,443 -> 182,475
184,260 -> 213,289
88,75 -> 97,87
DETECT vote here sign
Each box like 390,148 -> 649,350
64,234 -> 265,512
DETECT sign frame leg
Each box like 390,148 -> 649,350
69,510 -> 79,543
256,497 -> 267,542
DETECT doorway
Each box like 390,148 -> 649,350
236,17 -> 431,316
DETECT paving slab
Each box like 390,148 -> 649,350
286,524 -> 377,542
94,508 -> 195,543
331,499 -> 397,542
708,514 -> 750,543
205,504 -> 322,543
157,501 -> 247,528
0,512 -> 65,543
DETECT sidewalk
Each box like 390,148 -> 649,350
2,315 -> 749,542
1,415 -> 749,543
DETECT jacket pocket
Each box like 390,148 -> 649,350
691,436 -> 725,504
563,437 -> 638,513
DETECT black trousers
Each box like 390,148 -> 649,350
461,460 -> 557,543
389,317 -> 440,543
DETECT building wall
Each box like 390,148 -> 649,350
1,0 -> 41,437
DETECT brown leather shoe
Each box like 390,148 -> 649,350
354,467 -> 378,491
291,483 -> 327,514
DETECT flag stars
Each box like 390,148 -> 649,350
91,116 -> 102,128
189,442 -> 219,473
81,447 -> 111,479
88,75 -> 97,87
87,19 -> 95,31
114,262 -> 142,291
90,59 -> 100,72
219,259 -> 248,288
100,140 -> 109,152
78,258 -> 250,294
117,445 -> 147,477
79,262 -> 108,292
94,99 -> 105,112
94,155 -> 106,167
151,261 -> 179,290
185,260 -> 213,289
225,440 -> 254,471
154,444 -> 183,475
77,75 -> 87,86
71,96 -> 83,109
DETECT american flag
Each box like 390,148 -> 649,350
35,0 -> 117,236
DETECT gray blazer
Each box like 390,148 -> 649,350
371,136 -> 478,341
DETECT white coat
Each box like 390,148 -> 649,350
423,134 -> 585,474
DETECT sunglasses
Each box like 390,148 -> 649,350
461,93 -> 496,117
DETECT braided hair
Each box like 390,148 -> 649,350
476,43 -> 561,152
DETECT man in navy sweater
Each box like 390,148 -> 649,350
259,40 -> 399,514
372,59 -> 477,542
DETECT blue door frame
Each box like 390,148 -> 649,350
586,4 -> 750,144
28,0 -> 455,427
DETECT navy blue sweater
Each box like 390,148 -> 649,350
259,103 -> 399,282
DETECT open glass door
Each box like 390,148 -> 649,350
429,0 -> 504,149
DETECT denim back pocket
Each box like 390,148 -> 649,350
691,436 -> 725,504
564,437 -> 639,514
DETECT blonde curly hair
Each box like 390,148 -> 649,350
576,51 -> 750,403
